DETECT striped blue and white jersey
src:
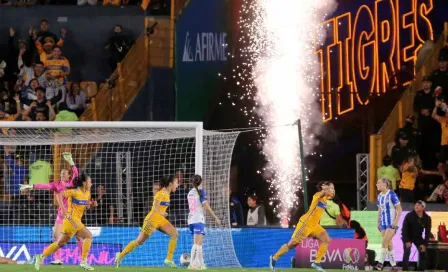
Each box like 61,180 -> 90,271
377,190 -> 400,227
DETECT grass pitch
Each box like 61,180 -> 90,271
0,265 -> 349,272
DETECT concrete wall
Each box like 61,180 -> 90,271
0,6 -> 144,82
121,67 -> 175,121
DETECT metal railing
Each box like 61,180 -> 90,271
356,153 -> 369,210
80,11 -> 174,121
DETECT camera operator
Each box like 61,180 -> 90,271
401,200 -> 431,271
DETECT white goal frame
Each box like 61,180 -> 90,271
0,121 -> 242,267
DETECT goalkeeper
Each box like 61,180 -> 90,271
20,152 -> 83,265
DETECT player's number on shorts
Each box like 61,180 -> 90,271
188,197 -> 198,213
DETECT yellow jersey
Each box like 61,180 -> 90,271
64,188 -> 91,221
141,188 -> 171,234
43,56 -> 70,85
440,117 -> 448,146
35,38 -> 64,61
399,162 -> 417,190
1,115 -> 15,135
149,188 -> 170,215
299,192 -> 328,227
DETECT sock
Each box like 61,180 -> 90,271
198,245 -> 205,267
273,244 -> 290,261
388,250 -> 396,266
378,248 -> 387,264
119,241 -> 140,259
190,244 -> 198,267
315,243 -> 328,264
82,238 -> 92,261
43,242 -> 61,258
194,245 -> 202,267
166,237 -> 178,261
34,183 -> 53,190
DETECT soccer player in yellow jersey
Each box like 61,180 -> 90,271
33,173 -> 95,271
270,181 -> 335,272
115,175 -> 179,268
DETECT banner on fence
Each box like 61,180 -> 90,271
295,238 -> 365,270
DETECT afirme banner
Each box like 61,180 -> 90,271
295,238 -> 366,270
175,0 -> 234,122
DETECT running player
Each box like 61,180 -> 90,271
33,173 -> 95,271
375,178 -> 402,271
114,175 -> 179,268
270,181 -> 335,272
20,152 -> 83,265
187,175 -> 221,270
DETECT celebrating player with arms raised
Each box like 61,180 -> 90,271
33,173 -> 95,271
375,178 -> 402,271
270,181 -> 335,272
187,175 -> 221,270
20,152 -> 83,265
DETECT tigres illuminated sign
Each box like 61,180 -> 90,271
317,0 -> 434,122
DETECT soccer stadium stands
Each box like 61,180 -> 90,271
0,1 -> 177,205
370,22 -> 448,204
80,17 -> 172,121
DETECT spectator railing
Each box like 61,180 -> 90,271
369,22 -> 448,201
80,16 -> 173,121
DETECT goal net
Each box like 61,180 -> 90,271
0,122 -> 241,268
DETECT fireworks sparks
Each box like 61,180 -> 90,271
234,0 -> 337,222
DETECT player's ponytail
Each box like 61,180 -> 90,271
159,175 -> 176,188
191,175 -> 203,198
69,172 -> 89,189
316,181 -> 333,191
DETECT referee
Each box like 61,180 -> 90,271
401,200 -> 431,271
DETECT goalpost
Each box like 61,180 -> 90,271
0,121 -> 241,268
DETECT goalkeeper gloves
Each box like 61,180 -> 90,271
62,152 -> 75,166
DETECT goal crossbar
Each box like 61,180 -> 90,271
0,121 -> 203,129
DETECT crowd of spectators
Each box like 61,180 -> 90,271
0,0 -> 170,14
0,19 -> 85,124
0,18 -> 139,124
378,46 -> 448,204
